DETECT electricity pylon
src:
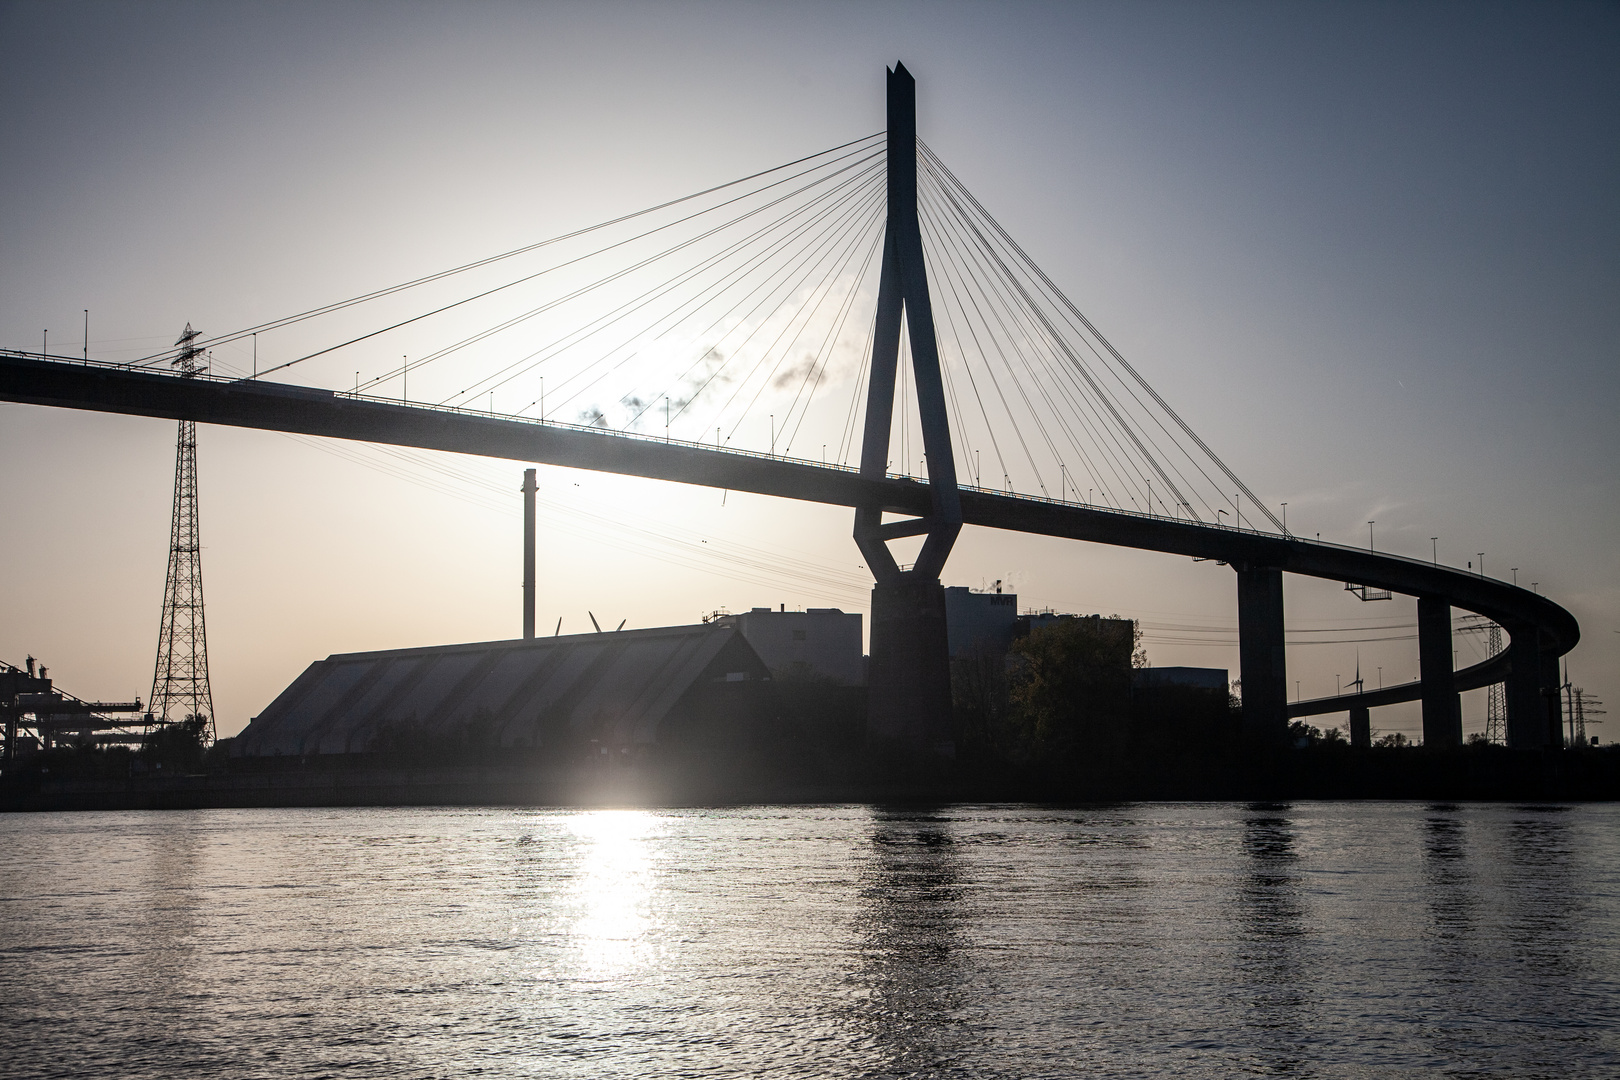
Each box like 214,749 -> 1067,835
148,324 -> 216,741
1484,623 -> 1506,744
1458,615 -> 1507,744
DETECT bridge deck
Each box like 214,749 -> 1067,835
1,352 -> 1577,719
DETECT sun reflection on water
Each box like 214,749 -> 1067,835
566,809 -> 663,978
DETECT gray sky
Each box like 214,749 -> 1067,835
3,0 -> 1616,739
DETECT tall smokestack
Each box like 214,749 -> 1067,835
522,468 -> 537,639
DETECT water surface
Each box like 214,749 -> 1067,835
2,803 -> 1616,1077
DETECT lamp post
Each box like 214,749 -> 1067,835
1431,537 -> 1438,565
1368,521 -> 1375,551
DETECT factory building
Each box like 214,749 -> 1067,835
943,586 -> 1019,658
232,623 -> 770,759
709,607 -> 864,685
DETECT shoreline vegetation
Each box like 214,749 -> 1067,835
5,685 -> 1616,811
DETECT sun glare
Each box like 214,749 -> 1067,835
565,809 -> 664,977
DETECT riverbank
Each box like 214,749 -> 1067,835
3,743 -> 1617,810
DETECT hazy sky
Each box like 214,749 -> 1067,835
3,1 -> 1616,740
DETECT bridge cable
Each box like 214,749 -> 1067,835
922,168 -> 1183,512
615,176 -> 886,433
921,140 -> 1284,533
923,157 -> 1214,519
921,160 -> 1187,513
123,132 -> 883,370
435,158 -> 886,413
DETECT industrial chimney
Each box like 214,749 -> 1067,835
522,468 -> 537,639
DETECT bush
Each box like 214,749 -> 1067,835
142,714 -> 210,773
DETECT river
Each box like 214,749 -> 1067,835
2,803 -> 1616,1077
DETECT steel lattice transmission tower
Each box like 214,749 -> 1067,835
148,324 -> 216,741
1484,623 -> 1506,745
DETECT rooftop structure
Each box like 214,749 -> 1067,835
233,624 -> 769,758
711,607 -> 864,685
944,586 -> 1018,658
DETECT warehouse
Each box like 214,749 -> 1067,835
232,623 -> 770,759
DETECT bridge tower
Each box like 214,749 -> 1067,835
854,64 -> 963,757
148,324 -> 217,741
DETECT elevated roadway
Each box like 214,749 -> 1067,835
0,351 -> 1578,747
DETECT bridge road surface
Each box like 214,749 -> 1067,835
0,352 -> 1578,734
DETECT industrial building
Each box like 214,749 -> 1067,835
1132,667 -> 1230,692
232,623 -> 771,759
710,607 -> 864,685
1,657 -> 145,758
944,586 -> 1019,658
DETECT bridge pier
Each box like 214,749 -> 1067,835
1418,595 -> 1461,747
1506,623 -> 1562,748
1349,704 -> 1371,747
1236,565 -> 1288,741
866,576 -> 955,756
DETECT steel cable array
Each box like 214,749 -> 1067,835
162,130 -> 1301,586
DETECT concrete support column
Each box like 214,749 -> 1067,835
867,576 -> 954,757
1349,705 -> 1371,748
1237,565 -> 1288,741
1540,647 -> 1564,748
1418,595 -> 1461,748
1505,623 -> 1548,748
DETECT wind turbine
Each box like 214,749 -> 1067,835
1346,651 -> 1365,696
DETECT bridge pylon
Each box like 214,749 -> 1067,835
854,63 -> 962,758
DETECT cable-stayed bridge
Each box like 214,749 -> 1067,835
0,64 -> 1578,751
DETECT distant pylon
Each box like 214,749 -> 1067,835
149,324 -> 216,740
1485,623 -> 1506,744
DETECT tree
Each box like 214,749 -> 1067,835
1005,616 -> 1136,765
142,713 -> 209,772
